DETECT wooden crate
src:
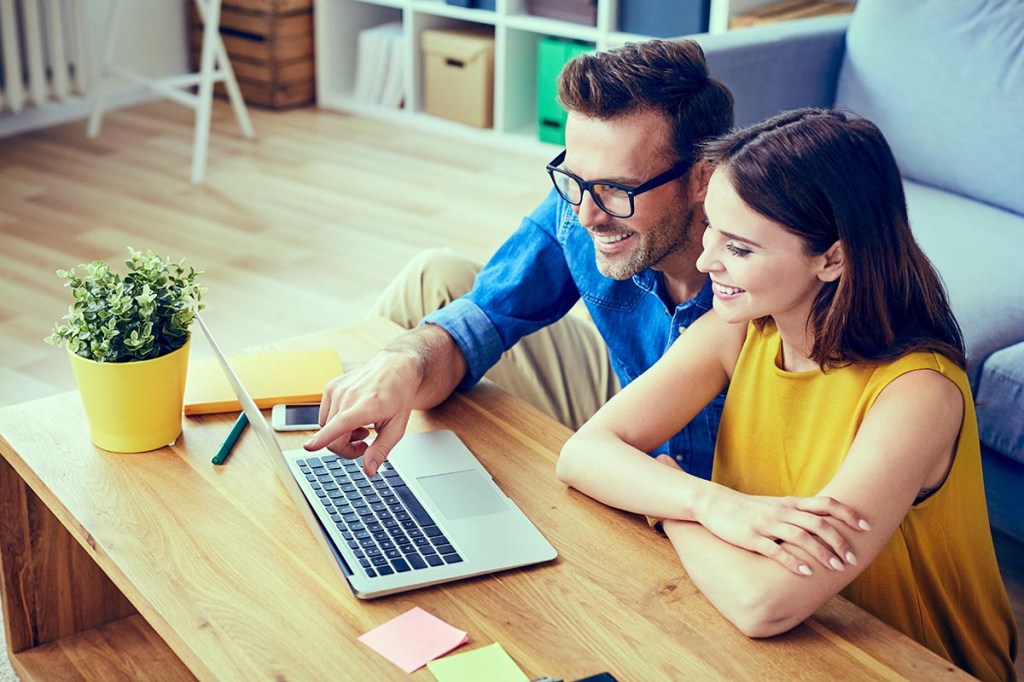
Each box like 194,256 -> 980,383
188,0 -> 315,109
729,0 -> 854,29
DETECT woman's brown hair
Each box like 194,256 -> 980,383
702,108 -> 965,369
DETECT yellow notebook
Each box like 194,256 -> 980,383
184,349 -> 343,416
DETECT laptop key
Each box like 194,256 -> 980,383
366,568 -> 377,578
425,554 -> 443,567
422,526 -> 444,538
443,553 -> 463,564
408,554 -> 427,570
399,543 -> 418,555
371,555 -> 388,567
391,558 -> 411,573
392,485 -> 435,526
435,544 -> 457,555
376,565 -> 394,576
385,548 -> 402,560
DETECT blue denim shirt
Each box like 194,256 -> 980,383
424,189 -> 724,479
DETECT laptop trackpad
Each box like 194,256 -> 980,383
416,470 -> 508,521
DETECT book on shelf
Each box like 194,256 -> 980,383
353,22 -> 406,109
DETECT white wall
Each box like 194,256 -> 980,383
0,0 -> 189,139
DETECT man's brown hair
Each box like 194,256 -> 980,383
558,39 -> 734,164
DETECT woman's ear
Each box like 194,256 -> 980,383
818,241 -> 845,282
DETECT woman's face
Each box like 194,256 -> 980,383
696,168 -> 835,331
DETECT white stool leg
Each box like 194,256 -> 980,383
216,34 -> 254,138
86,0 -> 121,138
191,0 -> 221,184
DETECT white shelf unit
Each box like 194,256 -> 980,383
314,0 -> 795,150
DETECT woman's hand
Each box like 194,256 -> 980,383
655,455 -> 870,576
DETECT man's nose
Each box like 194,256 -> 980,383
576,190 -> 612,228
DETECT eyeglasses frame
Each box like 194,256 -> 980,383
545,149 -> 693,219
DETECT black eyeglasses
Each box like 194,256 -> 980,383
545,150 -> 692,219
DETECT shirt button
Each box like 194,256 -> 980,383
678,325 -> 687,334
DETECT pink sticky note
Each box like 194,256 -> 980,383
359,607 -> 469,673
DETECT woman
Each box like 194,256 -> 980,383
557,108 -> 1017,681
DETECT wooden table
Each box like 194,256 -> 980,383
0,318 -> 971,681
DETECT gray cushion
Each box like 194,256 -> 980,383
835,0 -> 1024,216
976,342 -> 1024,464
903,181 -> 1024,385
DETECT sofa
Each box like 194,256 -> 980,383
695,0 -> 1024,543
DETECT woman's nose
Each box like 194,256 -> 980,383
696,245 -> 719,274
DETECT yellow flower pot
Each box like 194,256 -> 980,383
68,338 -> 191,453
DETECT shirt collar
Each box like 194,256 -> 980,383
632,270 -> 714,312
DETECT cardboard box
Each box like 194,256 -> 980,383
422,28 -> 495,128
188,0 -> 315,109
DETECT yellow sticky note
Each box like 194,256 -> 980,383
426,642 -> 529,682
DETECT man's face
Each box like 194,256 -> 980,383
561,110 -> 700,281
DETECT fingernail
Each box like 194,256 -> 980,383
859,520 -> 872,531
304,438 -> 316,448
799,565 -> 812,576
829,557 -> 844,571
846,552 -> 858,566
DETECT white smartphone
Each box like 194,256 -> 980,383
270,403 -> 321,432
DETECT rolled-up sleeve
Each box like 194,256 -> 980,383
423,189 -> 581,391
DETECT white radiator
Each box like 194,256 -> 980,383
0,0 -> 88,114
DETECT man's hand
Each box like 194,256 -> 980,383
655,455 -> 870,576
303,349 -> 421,477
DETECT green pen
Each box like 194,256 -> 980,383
213,412 -> 248,465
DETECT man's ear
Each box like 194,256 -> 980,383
818,240 -> 845,282
691,159 -> 714,203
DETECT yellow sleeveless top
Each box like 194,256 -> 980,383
713,322 -> 1017,682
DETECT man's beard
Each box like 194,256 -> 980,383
594,205 -> 696,280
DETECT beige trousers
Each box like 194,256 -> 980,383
370,248 -> 620,430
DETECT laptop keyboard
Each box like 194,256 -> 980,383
298,454 -> 463,579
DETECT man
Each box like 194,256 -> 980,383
306,39 -> 734,479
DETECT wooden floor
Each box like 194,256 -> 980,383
0,101 -> 1020,679
0,100 -> 552,409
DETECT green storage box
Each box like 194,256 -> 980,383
536,37 -> 592,145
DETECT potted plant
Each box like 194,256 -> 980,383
45,247 -> 205,453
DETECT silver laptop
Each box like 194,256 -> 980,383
196,316 -> 557,598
